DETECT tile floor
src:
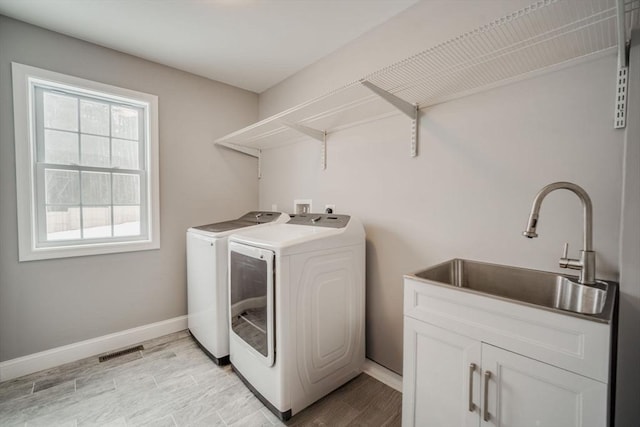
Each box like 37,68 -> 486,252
0,331 -> 401,426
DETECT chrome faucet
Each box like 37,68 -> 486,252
523,182 -> 596,285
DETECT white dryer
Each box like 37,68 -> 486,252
227,213 -> 365,420
187,211 -> 289,365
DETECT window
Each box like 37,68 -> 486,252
12,63 -> 160,261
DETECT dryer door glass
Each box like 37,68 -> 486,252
229,245 -> 275,366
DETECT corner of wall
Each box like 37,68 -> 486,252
614,28 -> 640,427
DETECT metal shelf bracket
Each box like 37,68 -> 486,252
615,66 -> 628,129
281,121 -> 327,170
615,0 -> 631,129
361,80 -> 419,157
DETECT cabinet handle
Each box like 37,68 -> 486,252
483,370 -> 492,422
468,363 -> 476,412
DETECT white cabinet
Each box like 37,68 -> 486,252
402,278 -> 612,427
402,317 -> 480,427
482,344 -> 607,427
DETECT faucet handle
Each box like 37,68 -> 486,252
559,242 -> 571,268
559,242 -> 582,270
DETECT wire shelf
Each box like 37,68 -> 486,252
365,0 -> 619,107
215,0 -> 634,154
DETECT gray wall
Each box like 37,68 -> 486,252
259,0 -> 535,117
257,2 -> 640,422
0,16 -> 259,361
257,0 -> 625,380
259,55 -> 624,374
615,31 -> 640,426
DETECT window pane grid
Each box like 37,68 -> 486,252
109,102 -> 113,172
36,85 -> 146,246
40,166 -> 143,242
13,63 -> 158,260
76,96 -> 84,239
41,88 -> 142,168
42,86 -> 143,113
110,172 -> 114,238
42,126 -> 139,143
42,128 -> 140,144
39,162 -> 144,175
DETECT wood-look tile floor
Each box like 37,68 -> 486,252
0,331 -> 401,426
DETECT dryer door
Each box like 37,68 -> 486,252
229,242 -> 275,367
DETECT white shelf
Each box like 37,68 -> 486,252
216,83 -> 391,149
215,0 -> 639,168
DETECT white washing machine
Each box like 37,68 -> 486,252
187,211 -> 289,365
227,213 -> 365,420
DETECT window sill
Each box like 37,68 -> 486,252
19,239 -> 160,262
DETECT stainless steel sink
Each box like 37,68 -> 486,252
409,259 -> 615,321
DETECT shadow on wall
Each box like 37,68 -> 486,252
615,291 -> 640,421
364,225 -> 432,375
421,109 -> 531,194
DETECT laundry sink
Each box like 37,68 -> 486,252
409,259 -> 615,321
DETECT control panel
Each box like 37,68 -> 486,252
287,213 -> 350,228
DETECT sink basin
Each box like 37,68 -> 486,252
411,259 -> 612,318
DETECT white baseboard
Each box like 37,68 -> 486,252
1,318 -> 404,393
0,315 -> 188,382
363,358 -> 403,392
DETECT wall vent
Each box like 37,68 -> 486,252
98,345 -> 144,362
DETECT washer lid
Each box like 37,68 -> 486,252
229,223 -> 338,247
192,211 -> 282,233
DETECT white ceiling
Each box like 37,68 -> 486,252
0,0 -> 418,93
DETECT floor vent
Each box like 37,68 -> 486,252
99,345 -> 144,362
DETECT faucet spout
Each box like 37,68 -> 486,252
523,182 -> 596,285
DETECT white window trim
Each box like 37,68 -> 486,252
12,62 -> 160,261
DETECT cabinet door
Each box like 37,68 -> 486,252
481,344 -> 607,427
402,317 -> 481,427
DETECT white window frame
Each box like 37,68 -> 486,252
12,62 -> 160,261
